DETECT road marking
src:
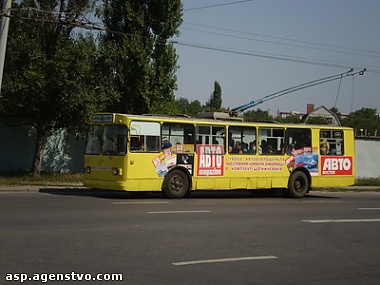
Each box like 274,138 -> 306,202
303,218 -> 380,223
113,201 -> 169,205
358,208 -> 380,210
173,256 -> 278,266
303,201 -> 342,203
147,210 -> 210,214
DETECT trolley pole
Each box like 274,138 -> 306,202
0,0 -> 12,94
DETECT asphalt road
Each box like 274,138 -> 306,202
1,188 -> 380,285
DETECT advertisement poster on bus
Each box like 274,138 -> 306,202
152,146 -> 194,177
286,146 -> 319,175
177,153 -> 194,175
196,144 -> 224,176
225,156 -> 285,172
152,153 -> 167,177
152,148 -> 176,177
163,148 -> 176,169
321,156 -> 353,176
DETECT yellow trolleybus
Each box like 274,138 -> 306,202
84,112 -> 355,198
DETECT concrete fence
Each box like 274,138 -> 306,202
0,124 -> 84,173
355,138 -> 380,178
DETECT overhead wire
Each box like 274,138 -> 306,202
334,74 -> 343,108
230,69 -> 366,115
183,21 -> 380,58
176,23 -> 380,73
350,76 -> 355,113
173,40 -> 378,72
2,7 -> 380,74
184,0 -> 254,12
181,24 -> 380,60
4,4 -> 379,115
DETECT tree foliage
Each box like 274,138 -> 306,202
97,0 -> 183,115
175,97 -> 203,117
1,0 -> 184,174
342,108 -> 380,136
243,109 -> 273,122
1,0 -> 102,174
205,81 -> 222,111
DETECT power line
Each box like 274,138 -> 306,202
183,21 -> 380,58
3,8 -> 380,74
174,40 -> 380,72
184,0 -> 254,12
181,26 -> 380,61
1,8 -> 111,32
230,69 -> 366,115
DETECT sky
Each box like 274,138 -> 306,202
174,0 -> 380,115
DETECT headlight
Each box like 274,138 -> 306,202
85,166 -> 91,174
112,168 -> 119,175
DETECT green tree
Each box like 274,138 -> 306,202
98,0 -> 183,115
188,100 -> 204,117
174,97 -> 204,117
175,97 -> 190,114
0,0 -> 101,175
205,81 -> 222,111
342,108 -> 380,136
243,109 -> 273,122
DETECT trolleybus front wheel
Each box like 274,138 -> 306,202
288,171 -> 309,198
163,170 -> 189,198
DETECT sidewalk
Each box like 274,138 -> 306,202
0,184 -> 86,192
345,185 -> 380,190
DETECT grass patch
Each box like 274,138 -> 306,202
355,177 -> 380,186
0,172 -> 83,186
314,186 -> 380,192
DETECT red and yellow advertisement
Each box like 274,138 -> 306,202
321,156 -> 353,176
152,153 -> 168,177
197,144 -> 224,176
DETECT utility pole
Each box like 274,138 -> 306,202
0,0 -> 12,94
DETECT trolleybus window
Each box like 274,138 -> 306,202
130,121 -> 160,152
196,125 -> 225,151
103,125 -> 127,155
320,129 -> 344,155
285,128 -> 311,154
85,125 -> 102,155
259,127 -> 285,155
228,126 -> 256,154
162,123 -> 195,152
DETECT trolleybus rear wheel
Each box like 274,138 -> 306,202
163,170 -> 189,198
288,171 -> 309,198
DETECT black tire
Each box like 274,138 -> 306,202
288,171 -> 309,198
163,170 -> 189,198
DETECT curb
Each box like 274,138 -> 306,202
0,185 -> 86,192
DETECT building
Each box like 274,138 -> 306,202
276,110 -> 304,120
278,104 -> 341,126
301,105 -> 341,126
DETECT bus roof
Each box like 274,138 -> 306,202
91,112 -> 353,130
